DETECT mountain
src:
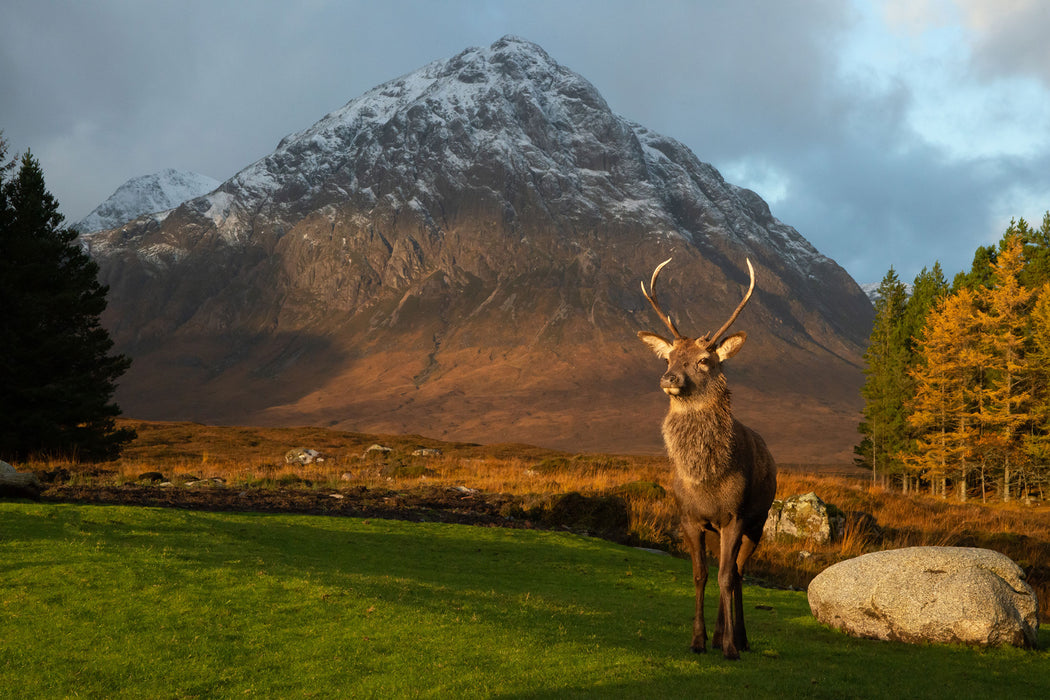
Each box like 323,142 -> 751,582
82,36 -> 874,463
75,169 -> 219,233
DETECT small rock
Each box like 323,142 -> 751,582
364,444 -> 392,458
285,448 -> 325,465
412,448 -> 443,457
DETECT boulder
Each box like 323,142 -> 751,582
764,492 -> 844,543
808,546 -> 1040,648
0,460 -> 43,499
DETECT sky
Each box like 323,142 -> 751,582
2,0 -> 1049,285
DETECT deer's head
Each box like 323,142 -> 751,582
637,258 -> 755,403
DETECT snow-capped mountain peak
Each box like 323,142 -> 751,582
75,168 -> 219,233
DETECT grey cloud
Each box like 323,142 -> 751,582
962,2 -> 1050,86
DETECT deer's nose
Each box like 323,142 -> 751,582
660,372 -> 683,389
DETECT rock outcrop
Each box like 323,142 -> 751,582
764,492 -> 844,543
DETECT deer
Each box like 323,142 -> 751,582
637,257 -> 777,660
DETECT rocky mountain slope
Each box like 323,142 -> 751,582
83,36 -> 873,463
75,169 -> 219,233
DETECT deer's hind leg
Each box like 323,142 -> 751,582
732,534 -> 758,652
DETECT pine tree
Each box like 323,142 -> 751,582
954,244 -> 997,291
1020,212 -> 1050,287
0,143 -> 135,460
858,268 -> 911,487
902,263 -> 948,354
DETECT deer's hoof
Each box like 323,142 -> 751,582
690,642 -> 707,654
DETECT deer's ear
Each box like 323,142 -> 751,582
714,332 -> 747,362
638,331 -> 673,360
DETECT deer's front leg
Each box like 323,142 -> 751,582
681,519 -> 708,653
716,520 -> 745,660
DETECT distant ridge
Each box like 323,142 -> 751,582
75,169 -> 219,233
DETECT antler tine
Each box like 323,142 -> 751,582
640,257 -> 682,339
706,258 -> 756,347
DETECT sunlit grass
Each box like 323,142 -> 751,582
1,502 -> 1047,698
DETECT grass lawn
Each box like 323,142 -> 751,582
1,501 -> 1047,698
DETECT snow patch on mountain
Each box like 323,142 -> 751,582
179,36 -> 833,282
76,169 -> 219,233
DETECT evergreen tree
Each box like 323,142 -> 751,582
0,143 -> 135,460
954,244 -> 997,291
858,268 -> 911,486
1020,213 -> 1050,288
902,263 -> 948,354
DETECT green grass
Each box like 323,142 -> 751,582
1,502 -> 1047,699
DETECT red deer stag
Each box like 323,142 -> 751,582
638,258 -> 777,660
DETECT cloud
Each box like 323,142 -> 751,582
956,0 -> 1050,85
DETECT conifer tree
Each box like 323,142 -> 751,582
954,244 -> 997,291
0,142 -> 135,460
975,235 -> 1033,501
902,263 -> 948,353
858,268 -> 910,486
1025,282 -> 1050,499
904,289 -> 980,499
1020,213 -> 1050,287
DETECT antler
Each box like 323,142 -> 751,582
640,258 -> 682,339
705,258 -> 756,348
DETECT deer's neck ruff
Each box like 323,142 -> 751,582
662,386 -> 735,481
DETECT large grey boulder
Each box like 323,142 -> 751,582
808,547 -> 1039,648
764,492 -> 844,543
0,460 -> 43,499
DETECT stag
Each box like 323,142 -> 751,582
637,258 -> 777,660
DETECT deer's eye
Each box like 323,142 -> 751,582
697,357 -> 710,369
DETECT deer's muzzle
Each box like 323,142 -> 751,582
661,372 -> 684,396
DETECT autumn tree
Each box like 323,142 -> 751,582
974,235 -> 1034,501
904,289 -> 981,498
1026,282 -> 1050,499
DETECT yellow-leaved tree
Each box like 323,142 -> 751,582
1024,282 -> 1050,499
904,288 -> 981,498
975,235 -> 1034,502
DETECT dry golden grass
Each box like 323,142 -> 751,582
25,419 -> 1050,621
